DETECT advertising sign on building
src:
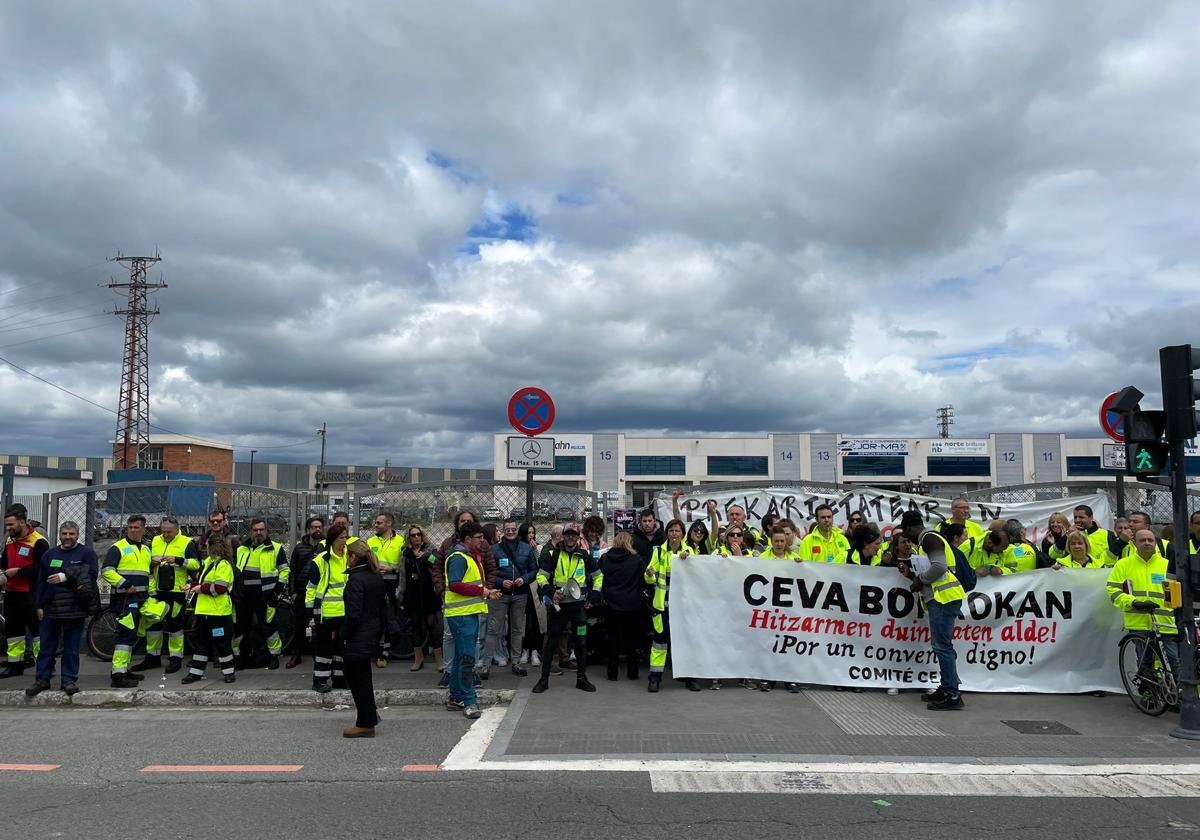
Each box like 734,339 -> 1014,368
927,439 -> 989,455
837,438 -> 908,457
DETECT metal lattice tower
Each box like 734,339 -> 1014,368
109,252 -> 165,469
936,405 -> 955,439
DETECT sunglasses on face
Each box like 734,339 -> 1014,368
728,532 -> 743,539
408,533 -> 421,539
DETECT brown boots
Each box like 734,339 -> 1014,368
410,649 -> 425,672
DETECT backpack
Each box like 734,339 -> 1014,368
228,562 -> 246,605
950,542 -> 977,592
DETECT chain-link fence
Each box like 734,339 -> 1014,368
963,480 -> 1200,528
342,479 -> 598,547
50,481 -> 300,563
8,493 -> 48,525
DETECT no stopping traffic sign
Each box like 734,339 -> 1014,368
508,387 -> 555,436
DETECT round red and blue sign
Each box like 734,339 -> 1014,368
508,387 -> 555,436
1099,391 -> 1125,442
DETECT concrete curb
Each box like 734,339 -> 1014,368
1,688 -> 515,709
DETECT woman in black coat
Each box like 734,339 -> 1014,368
341,540 -> 387,738
599,531 -> 649,682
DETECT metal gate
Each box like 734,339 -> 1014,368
963,480 -> 1200,526
348,480 -> 598,548
49,480 -> 302,554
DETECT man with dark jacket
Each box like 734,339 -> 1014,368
480,520 -> 538,678
285,516 -> 325,668
631,508 -> 665,565
28,521 -> 97,696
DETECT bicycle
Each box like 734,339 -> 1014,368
1118,626 -> 1180,716
86,594 -> 296,665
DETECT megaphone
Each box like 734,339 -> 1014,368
554,578 -> 583,612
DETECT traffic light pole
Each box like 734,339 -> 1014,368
1169,438 -> 1200,740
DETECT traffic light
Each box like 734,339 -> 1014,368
1160,344 -> 1200,443
1126,409 -> 1168,477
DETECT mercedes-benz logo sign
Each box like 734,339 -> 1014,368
522,440 -> 542,459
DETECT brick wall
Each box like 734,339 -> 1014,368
162,444 -> 233,482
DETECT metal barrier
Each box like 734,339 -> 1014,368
345,480 -> 598,547
49,480 -> 301,555
9,493 -> 49,525
963,480 -> 1200,526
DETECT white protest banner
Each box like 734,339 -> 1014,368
669,558 -> 1123,692
668,558 -> 1124,693
655,486 -> 1111,547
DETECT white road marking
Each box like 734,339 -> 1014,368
650,768 -> 1200,797
439,708 -> 1200,788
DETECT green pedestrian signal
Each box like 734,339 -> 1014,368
1135,449 -> 1154,471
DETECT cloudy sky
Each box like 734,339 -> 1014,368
1,1 -> 1198,467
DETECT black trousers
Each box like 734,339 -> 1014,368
314,617 -> 345,684
378,575 -> 399,657
523,596 -> 543,654
343,658 -> 378,728
3,591 -> 39,663
189,615 -> 235,676
540,603 -> 587,680
605,609 -> 644,677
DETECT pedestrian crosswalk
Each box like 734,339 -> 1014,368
648,765 -> 1200,797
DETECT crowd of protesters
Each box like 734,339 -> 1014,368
4,493 -> 1196,721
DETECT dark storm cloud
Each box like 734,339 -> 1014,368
1,1 -> 1198,465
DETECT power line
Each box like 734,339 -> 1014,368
0,351 -> 321,452
0,319 -> 117,350
0,287 -> 106,325
0,311 -> 109,337
0,259 -> 109,298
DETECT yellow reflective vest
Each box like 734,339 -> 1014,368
368,533 -> 405,579
916,531 -> 967,605
306,548 -> 349,619
799,528 -> 850,563
103,538 -> 151,595
195,556 -> 234,617
1107,550 -> 1176,634
150,533 -> 198,594
443,548 -> 488,617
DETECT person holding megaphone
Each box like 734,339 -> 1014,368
531,526 -> 603,694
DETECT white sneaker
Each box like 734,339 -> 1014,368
519,651 -> 531,665
494,656 -> 508,667
569,651 -> 577,663
886,688 -> 899,696
530,650 -> 541,667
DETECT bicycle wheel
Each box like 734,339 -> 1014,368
87,609 -> 117,661
1118,633 -> 1168,716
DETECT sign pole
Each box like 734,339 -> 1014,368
526,469 -> 534,524
1115,470 -> 1126,518
1170,438 -> 1200,740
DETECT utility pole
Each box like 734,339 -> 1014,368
317,422 -> 328,506
109,252 -> 165,469
936,405 -> 955,439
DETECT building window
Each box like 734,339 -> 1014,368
1066,457 -> 1107,477
707,456 -> 768,476
547,455 -> 586,476
926,456 -> 990,477
625,456 -> 686,476
138,447 -> 164,470
841,456 -> 905,476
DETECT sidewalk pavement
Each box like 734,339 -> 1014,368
477,676 -> 1200,767
1,652 -> 521,707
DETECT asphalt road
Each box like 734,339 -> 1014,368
5,708 -> 1200,840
